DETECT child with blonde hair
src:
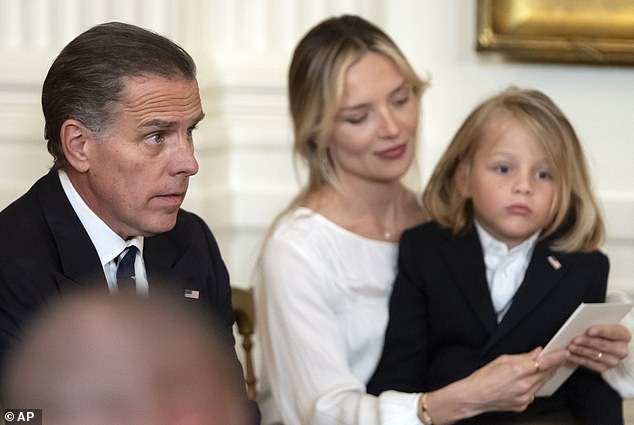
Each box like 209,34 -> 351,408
369,87 -> 623,424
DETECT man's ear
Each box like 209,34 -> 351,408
60,119 -> 91,173
454,161 -> 471,198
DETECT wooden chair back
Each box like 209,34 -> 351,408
231,286 -> 257,399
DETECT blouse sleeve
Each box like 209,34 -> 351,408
255,232 -> 422,425
602,290 -> 634,397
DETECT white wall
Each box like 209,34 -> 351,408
0,0 -> 632,294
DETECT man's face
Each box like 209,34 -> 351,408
78,76 -> 203,239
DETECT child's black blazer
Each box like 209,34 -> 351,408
368,221 -> 622,425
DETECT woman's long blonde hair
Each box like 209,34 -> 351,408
423,87 -> 605,252
281,15 -> 427,217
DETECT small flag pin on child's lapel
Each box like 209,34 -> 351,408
547,256 -> 561,270
184,289 -> 200,299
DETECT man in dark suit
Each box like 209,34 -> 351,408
0,22 -> 258,423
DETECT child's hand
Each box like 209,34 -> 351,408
567,324 -> 631,372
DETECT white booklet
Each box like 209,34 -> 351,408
536,302 -> 633,397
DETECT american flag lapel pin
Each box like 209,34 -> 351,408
547,255 -> 562,270
184,289 -> 200,299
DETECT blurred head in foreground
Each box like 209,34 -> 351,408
1,291 -> 249,425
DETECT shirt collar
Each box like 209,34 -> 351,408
58,170 -> 144,267
475,220 -> 538,259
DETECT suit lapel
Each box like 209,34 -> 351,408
38,173 -> 195,298
442,227 -> 498,334
38,172 -> 107,291
483,241 -> 567,352
144,231 -> 194,298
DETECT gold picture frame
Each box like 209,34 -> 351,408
477,0 -> 634,64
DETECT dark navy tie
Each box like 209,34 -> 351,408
116,246 -> 138,292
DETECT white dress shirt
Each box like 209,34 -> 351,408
58,170 -> 148,294
476,222 -> 538,322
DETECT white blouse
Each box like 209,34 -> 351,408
254,208 -> 421,425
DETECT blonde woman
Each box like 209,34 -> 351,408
255,17 -> 630,425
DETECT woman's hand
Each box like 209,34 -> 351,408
425,347 -> 568,424
462,347 -> 568,412
567,324 -> 631,373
